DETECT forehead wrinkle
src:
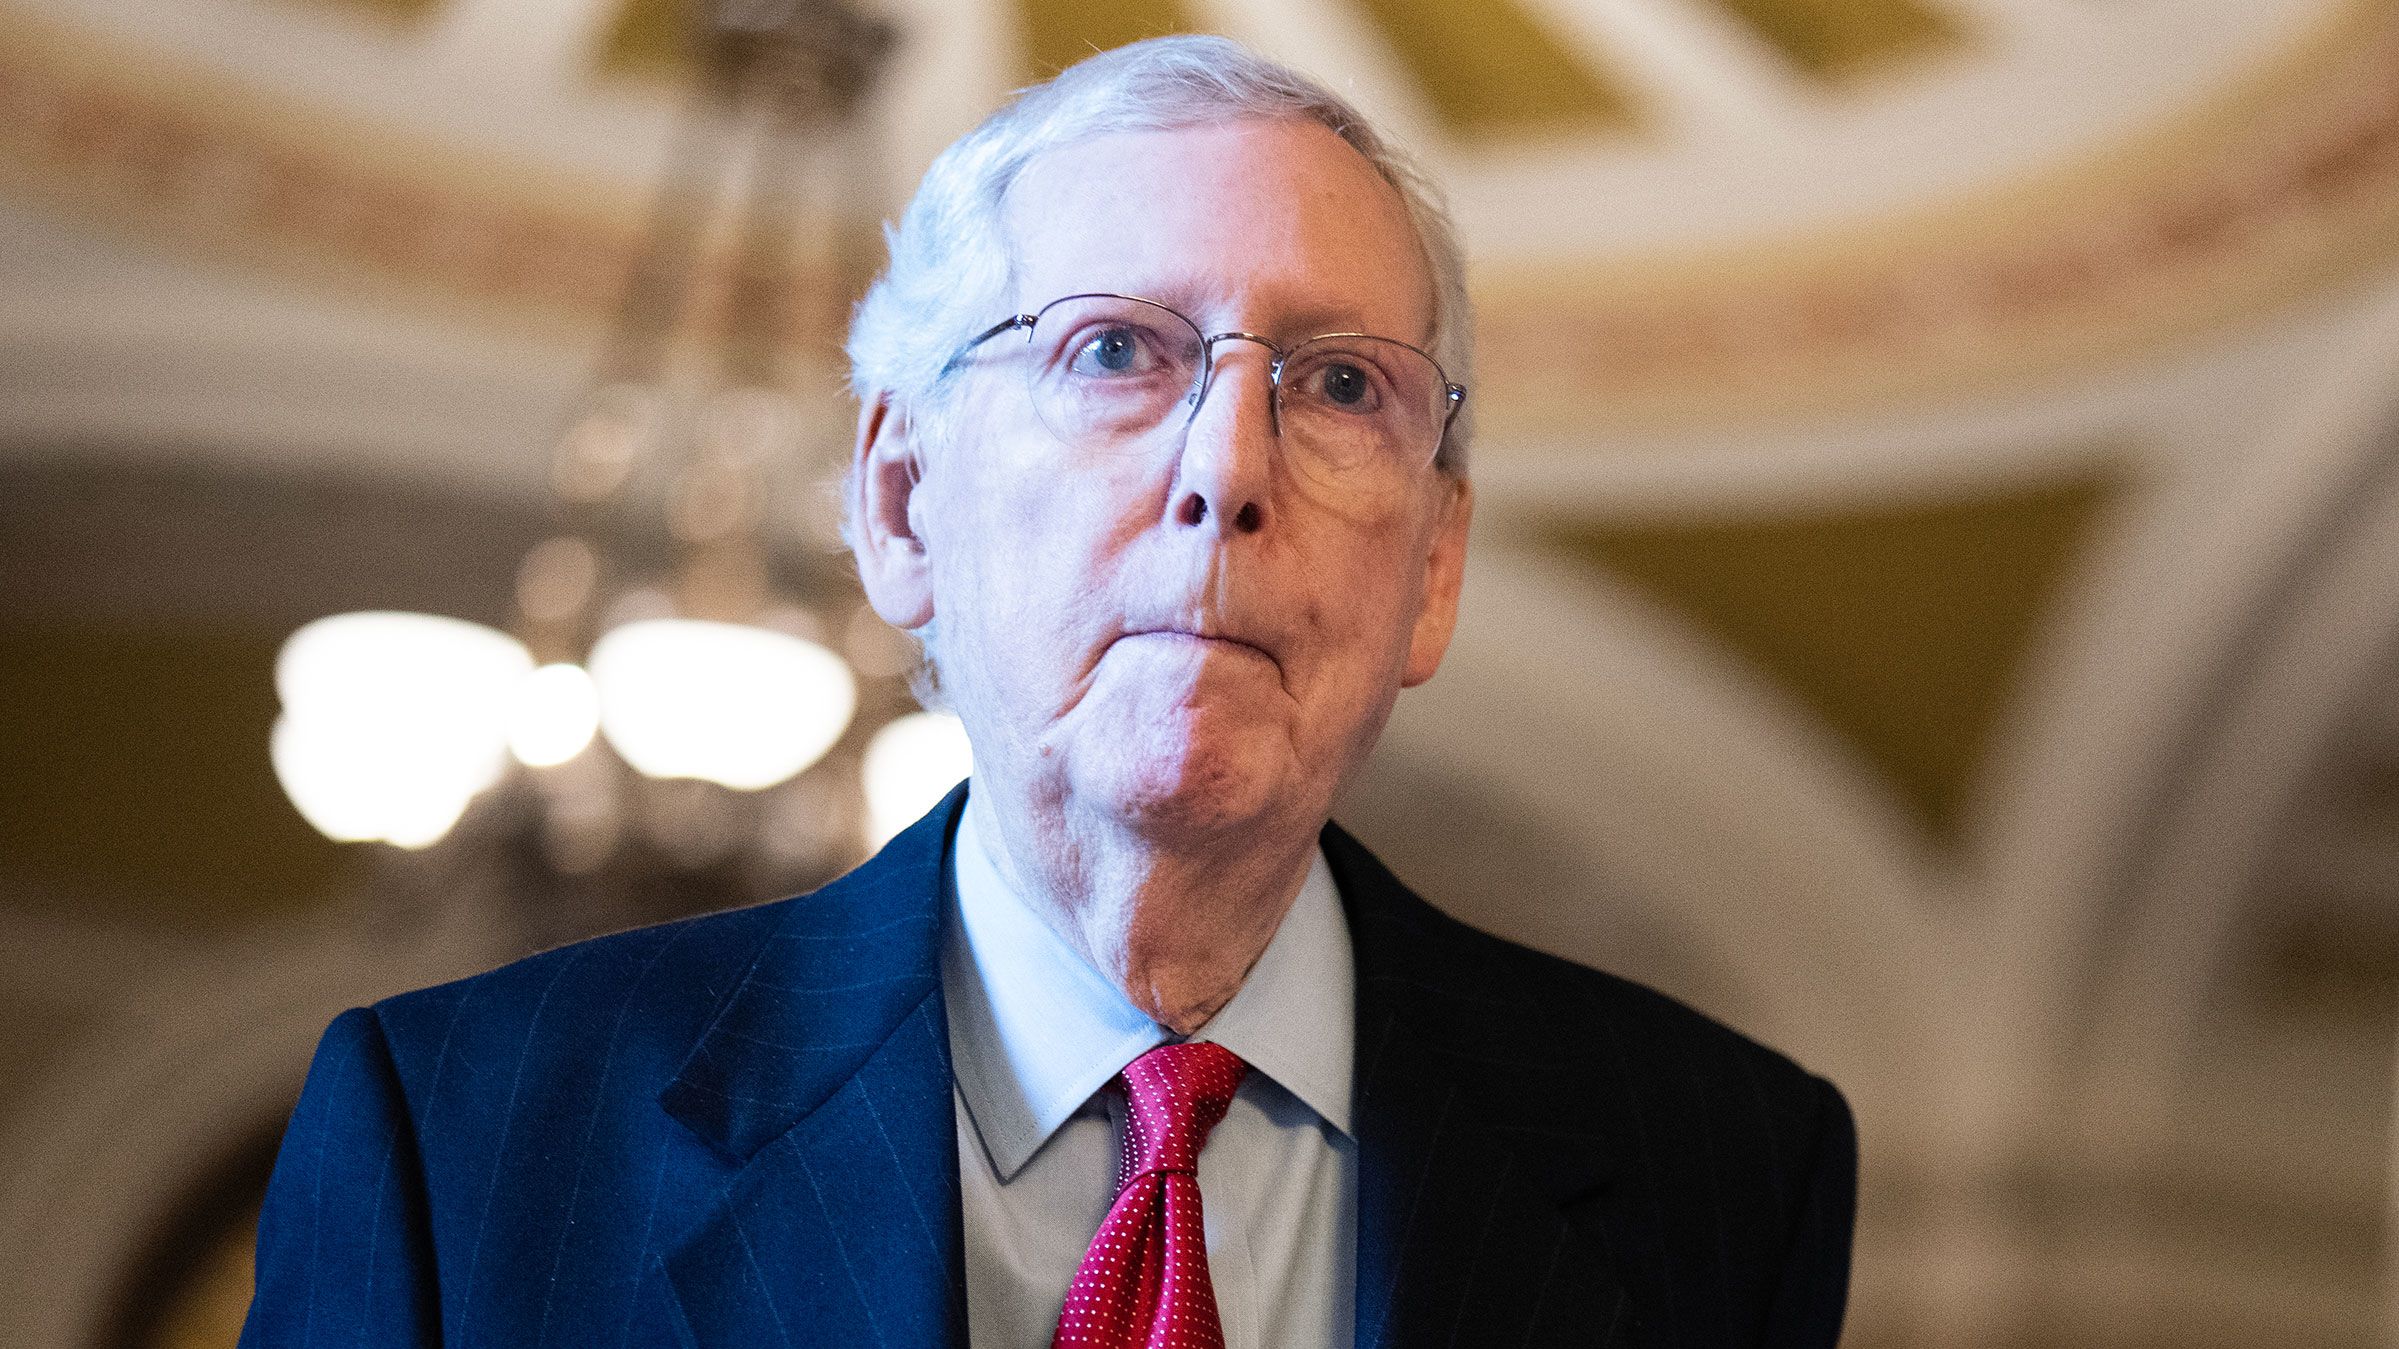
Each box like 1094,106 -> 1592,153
999,122 -> 1432,345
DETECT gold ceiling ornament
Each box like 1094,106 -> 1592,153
1470,0 -> 2399,438
1345,0 -> 1640,136
1548,467 -> 2121,844
1015,0 -> 1203,80
606,0 -> 1216,85
1709,0 -> 1958,82
324,0 -> 1954,98
4,1 -> 2398,441
0,5 -> 841,350
604,0 -> 703,79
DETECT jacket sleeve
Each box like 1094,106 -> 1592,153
240,1007 -> 441,1349
1758,1075 -> 1859,1348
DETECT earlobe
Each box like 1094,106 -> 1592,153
850,393 -> 937,632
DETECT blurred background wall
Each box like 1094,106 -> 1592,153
4,0 -> 2399,1344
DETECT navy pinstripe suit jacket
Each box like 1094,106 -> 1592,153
240,786 -> 1855,1348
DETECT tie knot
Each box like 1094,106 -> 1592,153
1113,1041 -> 1247,1189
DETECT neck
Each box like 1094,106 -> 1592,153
966,786 -> 1318,1035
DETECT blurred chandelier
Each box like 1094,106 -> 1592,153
269,0 -> 967,893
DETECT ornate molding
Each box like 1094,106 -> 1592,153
4,2 -> 2398,440
1474,1 -> 2399,438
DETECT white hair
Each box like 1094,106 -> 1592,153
845,33 -> 1474,470
844,36 -> 1473,706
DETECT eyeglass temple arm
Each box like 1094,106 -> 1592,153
940,314 -> 1037,374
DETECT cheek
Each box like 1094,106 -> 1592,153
930,447 -> 1047,593
926,447 -> 1145,675
1293,526 -> 1424,643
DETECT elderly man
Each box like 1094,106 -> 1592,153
242,35 -> 1853,1349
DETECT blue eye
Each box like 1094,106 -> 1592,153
1320,362 -> 1370,406
1076,326 -> 1147,375
1292,353 -> 1385,414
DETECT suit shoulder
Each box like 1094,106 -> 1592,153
1336,849 -> 1859,1342
363,896 -> 794,1090
1326,818 -> 1834,1118
1450,899 -> 1826,1097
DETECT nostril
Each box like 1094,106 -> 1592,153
1177,493 -> 1208,527
1233,502 -> 1262,533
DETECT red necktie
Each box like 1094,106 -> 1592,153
1053,1041 -> 1249,1349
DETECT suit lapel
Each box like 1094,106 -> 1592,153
647,801 -> 1638,1348
1332,825 -> 1642,1349
655,786 -> 971,1349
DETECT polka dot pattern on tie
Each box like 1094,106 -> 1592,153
1052,1040 -> 1248,1349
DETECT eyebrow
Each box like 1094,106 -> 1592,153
1078,283 -> 1424,344
1269,301 -> 1394,338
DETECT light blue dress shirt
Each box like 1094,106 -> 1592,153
941,800 -> 1357,1349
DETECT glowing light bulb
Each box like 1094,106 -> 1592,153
508,663 -> 601,767
863,711 -> 972,848
272,611 -> 531,848
589,618 -> 856,790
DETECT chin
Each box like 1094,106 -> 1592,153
1079,725 -> 1296,839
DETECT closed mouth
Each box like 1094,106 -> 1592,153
1121,628 -> 1276,663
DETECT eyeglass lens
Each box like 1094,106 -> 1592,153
1020,295 -> 1449,478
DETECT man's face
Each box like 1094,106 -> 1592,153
870,118 -> 1471,844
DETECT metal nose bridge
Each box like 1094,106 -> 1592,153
1184,330 -> 1286,432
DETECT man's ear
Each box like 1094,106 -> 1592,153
850,392 -> 936,631
1401,475 -> 1472,688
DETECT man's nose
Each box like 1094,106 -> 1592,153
1170,338 -> 1277,536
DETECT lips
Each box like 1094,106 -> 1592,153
1118,627 -> 1276,665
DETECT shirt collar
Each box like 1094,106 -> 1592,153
941,796 -> 1355,1182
